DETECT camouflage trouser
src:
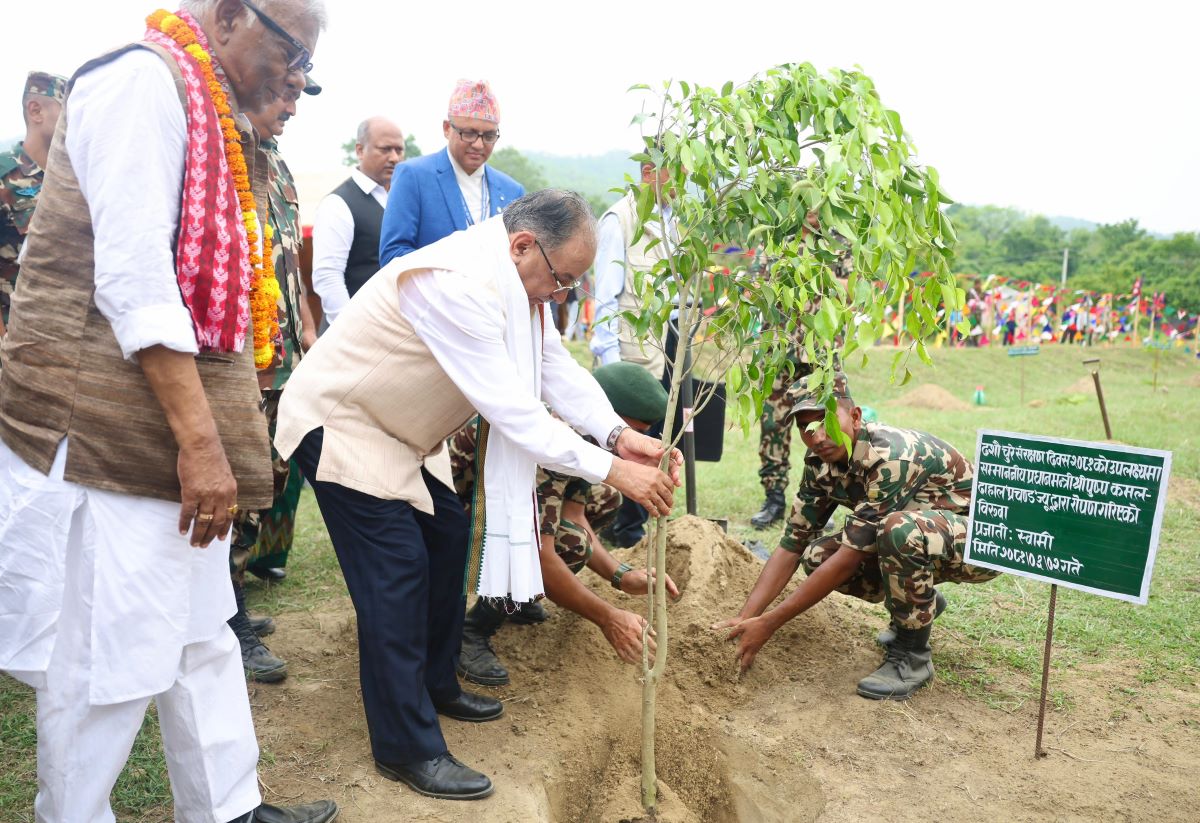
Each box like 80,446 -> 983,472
758,362 -> 813,494
799,510 -> 1001,629
230,391 -> 290,585
537,468 -> 622,574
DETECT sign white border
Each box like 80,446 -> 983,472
964,429 -> 1172,605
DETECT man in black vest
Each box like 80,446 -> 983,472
311,115 -> 405,327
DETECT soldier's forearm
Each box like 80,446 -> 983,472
739,547 -> 802,619
540,536 -> 614,626
763,545 -> 864,631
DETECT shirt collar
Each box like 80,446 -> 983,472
352,167 -> 386,197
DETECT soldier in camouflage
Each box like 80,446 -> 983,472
225,73 -> 322,683
448,362 -> 680,686
717,372 -> 1001,700
750,241 -> 852,529
0,71 -> 66,335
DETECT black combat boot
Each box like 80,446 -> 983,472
505,597 -> 548,625
876,590 -> 946,648
229,580 -> 287,683
456,599 -> 509,686
856,624 -> 934,700
750,488 -> 787,529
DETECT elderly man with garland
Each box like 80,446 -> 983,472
716,373 -> 1001,700
0,71 -> 67,336
227,69 -> 322,683
0,1 -> 337,820
448,361 -> 681,687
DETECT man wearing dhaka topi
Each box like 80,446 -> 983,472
0,1 -> 336,821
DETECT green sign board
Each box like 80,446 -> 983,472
965,430 -> 1171,604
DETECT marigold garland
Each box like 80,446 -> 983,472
148,9 -> 281,368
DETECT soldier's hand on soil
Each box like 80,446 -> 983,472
605,458 -> 676,517
603,608 -> 655,665
614,428 -> 684,487
620,567 -> 681,600
720,615 -> 777,674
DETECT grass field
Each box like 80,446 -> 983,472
1,342 -> 1197,819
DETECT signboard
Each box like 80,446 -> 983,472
965,430 -> 1171,604
1007,346 -> 1041,357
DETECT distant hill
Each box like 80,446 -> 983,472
525,149 -> 636,210
1048,215 -> 1099,233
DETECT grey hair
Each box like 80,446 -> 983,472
180,0 -> 329,31
502,189 -> 598,251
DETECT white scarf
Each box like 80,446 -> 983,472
473,220 -> 544,602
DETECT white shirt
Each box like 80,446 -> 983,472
447,150 -> 489,226
311,167 -> 389,325
397,266 -> 620,484
67,49 -> 197,360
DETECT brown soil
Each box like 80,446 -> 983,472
889,384 -> 972,412
1065,376 -> 1096,394
251,516 -> 1200,822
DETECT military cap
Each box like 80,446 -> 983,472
784,371 -> 852,421
24,71 -> 68,103
302,73 -> 321,96
593,362 -> 669,424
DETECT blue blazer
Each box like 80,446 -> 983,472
379,147 -> 526,266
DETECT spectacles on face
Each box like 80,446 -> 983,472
533,238 -> 579,296
241,0 -> 313,74
449,122 -> 501,145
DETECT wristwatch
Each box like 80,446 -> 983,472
605,424 -> 629,451
611,562 -> 633,590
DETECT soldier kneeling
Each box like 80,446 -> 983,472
715,372 -> 1001,699
449,362 -> 679,686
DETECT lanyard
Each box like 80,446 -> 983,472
460,168 -> 490,226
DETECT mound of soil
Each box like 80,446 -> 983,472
249,516 -> 1200,821
890,384 -> 972,411
1065,376 -> 1096,394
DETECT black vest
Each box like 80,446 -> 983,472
331,176 -> 385,298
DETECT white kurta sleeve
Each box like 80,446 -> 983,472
67,49 -> 196,360
311,194 -> 354,324
399,270 -> 614,483
539,307 -> 624,443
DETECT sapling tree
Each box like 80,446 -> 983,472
615,63 -> 964,814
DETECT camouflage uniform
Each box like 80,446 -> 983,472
0,143 -> 44,327
231,139 -> 308,582
780,422 -> 1001,629
448,415 -> 622,575
756,250 -> 851,495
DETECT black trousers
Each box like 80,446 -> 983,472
294,428 -> 467,764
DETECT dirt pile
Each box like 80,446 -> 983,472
889,383 -> 972,411
249,516 -> 1200,821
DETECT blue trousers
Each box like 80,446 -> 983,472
294,428 -> 467,764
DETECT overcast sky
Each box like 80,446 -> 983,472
5,0 -> 1197,233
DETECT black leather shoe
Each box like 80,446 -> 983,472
434,691 -> 504,722
228,800 -> 338,823
250,566 -> 287,583
376,753 -> 493,800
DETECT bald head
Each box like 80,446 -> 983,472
355,116 -> 405,190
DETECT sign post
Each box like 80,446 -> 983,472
1007,345 -> 1040,404
965,430 -> 1171,757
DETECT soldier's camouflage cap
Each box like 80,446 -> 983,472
784,371 -> 852,420
24,71 -> 68,103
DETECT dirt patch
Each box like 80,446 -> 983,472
1065,376 -> 1096,394
889,383 -> 972,411
1168,475 -> 1200,512
1191,373 -> 1200,388
250,516 -> 1200,821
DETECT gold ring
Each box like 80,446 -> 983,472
197,513 -> 215,522
228,505 -> 240,516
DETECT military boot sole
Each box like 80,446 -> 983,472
246,662 -> 288,684
855,675 -> 932,701
455,663 -> 509,687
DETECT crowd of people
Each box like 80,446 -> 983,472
0,0 -> 1007,818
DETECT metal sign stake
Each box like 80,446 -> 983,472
1034,583 -> 1058,758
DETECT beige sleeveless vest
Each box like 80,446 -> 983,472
0,44 -> 273,507
602,191 -> 671,379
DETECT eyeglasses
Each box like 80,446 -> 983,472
242,0 -> 313,74
534,238 -> 578,295
449,123 -> 501,145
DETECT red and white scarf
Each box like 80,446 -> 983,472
144,10 -> 252,353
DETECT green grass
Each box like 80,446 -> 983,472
2,342 -> 1196,816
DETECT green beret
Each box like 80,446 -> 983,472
593,362 -> 668,424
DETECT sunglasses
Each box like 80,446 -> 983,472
241,0 -> 313,74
